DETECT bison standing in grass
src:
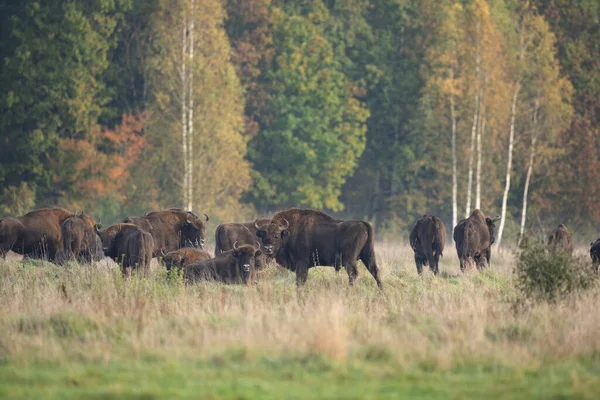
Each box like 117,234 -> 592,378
184,242 -> 261,285
548,224 -> 573,255
409,215 -> 446,275
0,207 -> 73,261
123,208 -> 209,256
99,223 -> 154,276
453,209 -> 500,272
161,247 -> 211,272
590,238 -> 600,274
215,219 -> 271,269
254,208 -> 381,288
59,213 -> 103,263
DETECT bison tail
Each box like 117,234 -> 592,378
214,224 -> 225,255
433,226 -> 444,258
360,221 -> 382,288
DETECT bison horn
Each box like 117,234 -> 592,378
160,249 -> 167,258
491,216 -> 501,223
254,219 -> 261,230
94,223 -> 102,233
233,241 -> 240,251
255,240 -> 261,251
279,218 -> 289,230
204,213 -> 209,222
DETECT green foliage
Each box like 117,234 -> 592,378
515,238 -> 596,302
0,182 -> 36,217
246,2 -> 368,211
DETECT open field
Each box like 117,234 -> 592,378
1,242 -> 599,399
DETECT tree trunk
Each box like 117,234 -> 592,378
187,1 -> 194,211
518,97 -> 539,246
450,93 -> 458,230
465,93 -> 478,217
181,18 -> 188,208
476,112 -> 485,209
495,82 -> 521,248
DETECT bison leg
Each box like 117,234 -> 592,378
485,249 -> 492,267
294,257 -> 310,287
345,262 -> 359,286
429,254 -> 440,275
414,254 -> 424,275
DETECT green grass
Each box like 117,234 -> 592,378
0,243 -> 599,399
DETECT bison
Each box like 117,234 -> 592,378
161,247 -> 211,272
453,209 -> 500,272
59,213 -> 103,263
215,218 -> 271,269
590,238 -> 600,274
102,223 -> 154,276
184,242 -> 260,285
409,215 -> 446,275
0,207 -> 73,261
548,224 -> 573,255
123,208 -> 209,257
254,208 -> 381,288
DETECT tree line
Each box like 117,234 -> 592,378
0,0 -> 598,243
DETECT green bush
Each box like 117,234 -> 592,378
515,238 -> 596,302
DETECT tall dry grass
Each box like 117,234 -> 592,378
0,241 -> 598,370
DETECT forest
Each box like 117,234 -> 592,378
0,0 -> 598,244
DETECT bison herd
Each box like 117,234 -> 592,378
1,206 -> 599,285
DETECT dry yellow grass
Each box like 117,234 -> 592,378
1,240 -> 598,374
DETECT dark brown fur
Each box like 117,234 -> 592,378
103,223 -> 154,276
453,209 -> 500,272
184,244 -> 259,285
58,213 -> 102,263
122,209 -> 209,257
0,207 -> 73,261
256,208 -> 381,288
214,218 -> 271,269
162,247 -> 211,271
548,224 -> 573,255
409,215 -> 446,275
590,238 -> 600,274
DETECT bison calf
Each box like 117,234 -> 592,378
101,224 -> 154,276
161,247 -> 211,272
409,215 -> 446,275
184,242 -> 260,285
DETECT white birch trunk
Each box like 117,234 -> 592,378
518,98 -> 539,246
465,94 -> 478,217
181,18 -> 189,208
450,93 -> 458,230
187,1 -> 194,212
495,82 -> 521,248
475,112 -> 485,209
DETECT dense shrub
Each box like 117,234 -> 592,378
515,238 -> 596,302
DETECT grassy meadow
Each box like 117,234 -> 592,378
0,242 -> 599,399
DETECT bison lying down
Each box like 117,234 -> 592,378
161,247 -> 211,271
215,219 -> 271,269
184,242 -> 261,285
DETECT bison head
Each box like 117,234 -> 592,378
0,217 -> 23,255
181,213 -> 209,249
232,241 -> 260,284
255,218 -> 289,256
486,216 -> 501,245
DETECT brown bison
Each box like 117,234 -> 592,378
548,224 -> 573,255
215,218 -> 271,269
161,247 -> 211,271
184,242 -> 260,285
0,207 -> 73,261
102,223 -> 154,276
453,209 -> 500,272
255,208 -> 381,288
123,208 -> 209,256
59,213 -> 103,263
409,215 -> 446,275
590,238 -> 600,273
